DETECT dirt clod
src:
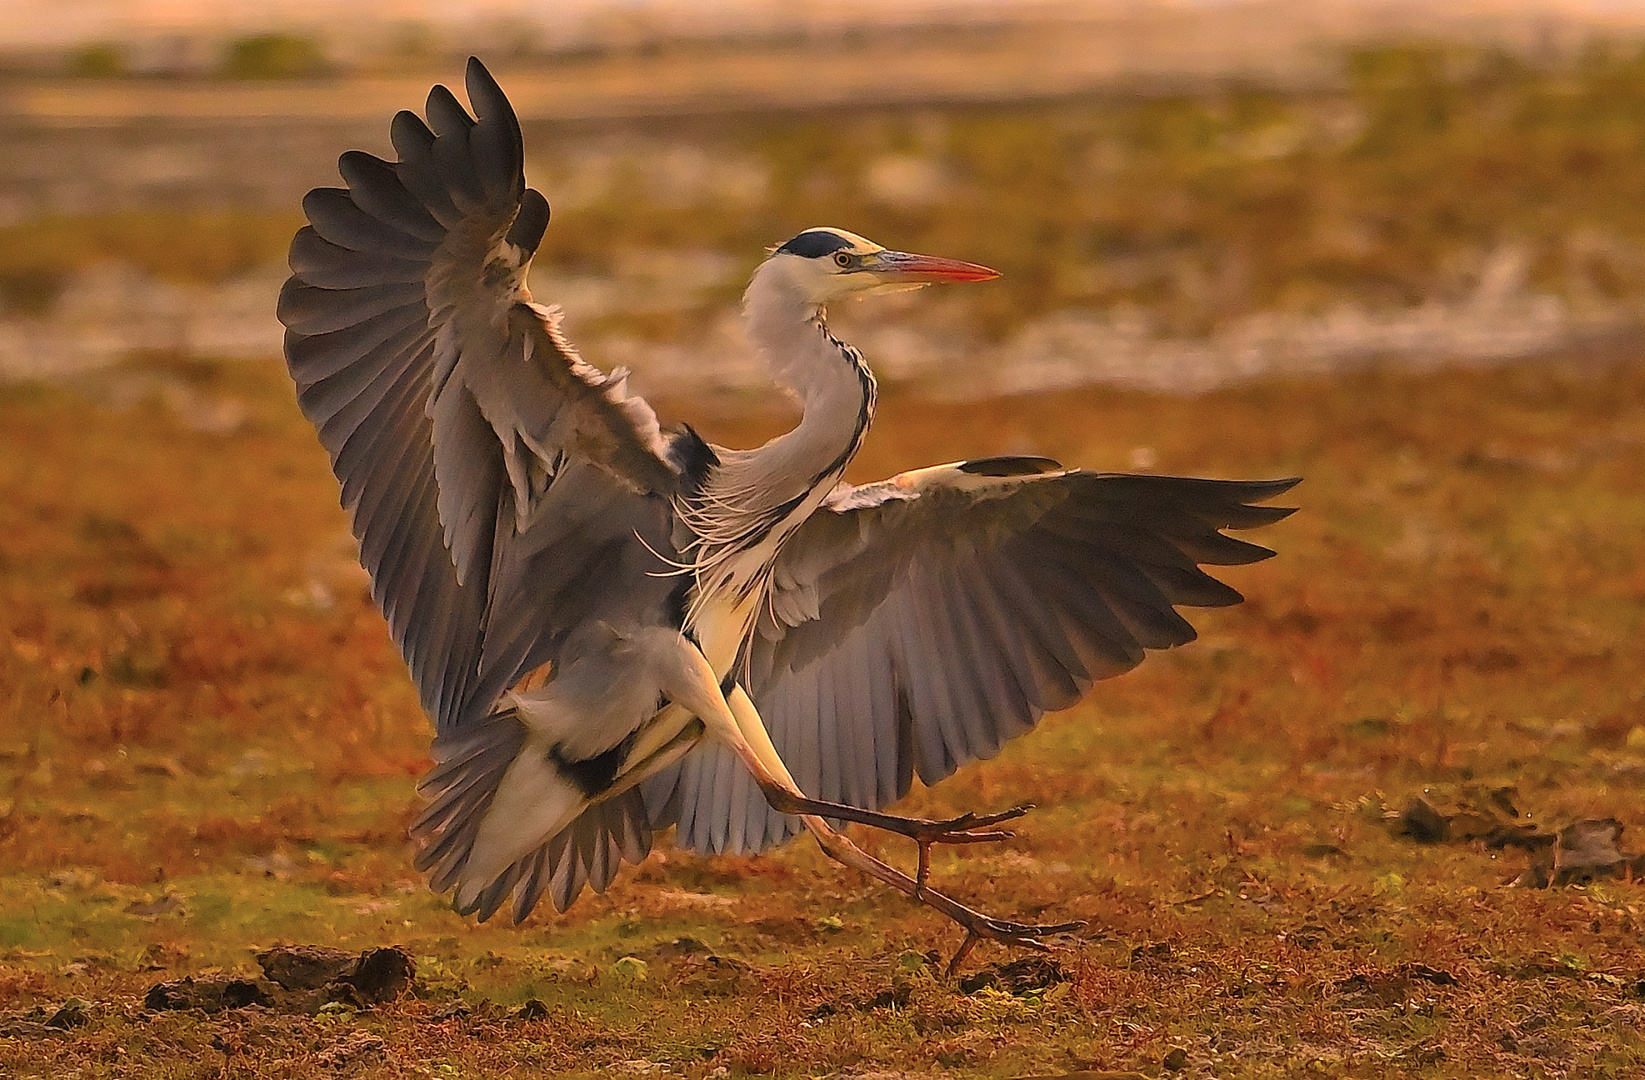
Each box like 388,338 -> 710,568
336,946 -> 415,1005
144,977 -> 271,1013
255,945 -> 357,990
1392,784 -> 1527,845
45,999 -> 89,1029
958,956 -> 1069,996
1516,819 -> 1645,887
1388,787 -> 1645,886
144,946 -> 414,1015
1394,796 -> 1450,843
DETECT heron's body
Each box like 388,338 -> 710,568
278,60 -> 1298,952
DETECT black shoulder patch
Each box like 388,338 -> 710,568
957,455 -> 1063,477
551,733 -> 635,799
776,229 -> 853,258
667,425 -> 718,495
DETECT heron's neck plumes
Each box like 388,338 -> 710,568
681,263 -> 875,583
678,260 -> 876,632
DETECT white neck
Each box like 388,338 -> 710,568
726,260 -> 876,510
680,258 -> 878,634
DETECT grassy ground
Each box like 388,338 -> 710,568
2,343 -> 1644,1077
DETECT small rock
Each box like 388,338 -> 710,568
45,999 -> 89,1029
608,956 -> 649,980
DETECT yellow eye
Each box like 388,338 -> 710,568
833,251 -> 852,268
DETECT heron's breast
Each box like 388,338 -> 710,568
690,590 -> 761,680
684,463 -> 851,680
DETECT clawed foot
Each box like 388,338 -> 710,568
758,782 -> 1032,885
769,785 -> 1086,974
934,902 -> 1085,976
896,804 -> 1033,892
879,806 -> 1086,975
943,916 -> 1085,978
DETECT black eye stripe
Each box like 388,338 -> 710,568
776,229 -> 854,258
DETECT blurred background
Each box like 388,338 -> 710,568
5,0 -> 1645,399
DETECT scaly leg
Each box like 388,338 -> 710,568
722,685 -> 1026,888
661,641 -> 1082,970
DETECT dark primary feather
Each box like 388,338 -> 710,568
649,464 -> 1298,854
280,58 -> 684,921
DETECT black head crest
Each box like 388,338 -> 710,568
775,229 -> 854,259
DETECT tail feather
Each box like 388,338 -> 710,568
414,711 -> 657,921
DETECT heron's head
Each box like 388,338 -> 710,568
764,227 -> 998,305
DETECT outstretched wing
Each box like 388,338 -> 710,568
279,57 -> 680,735
281,59 -> 692,919
650,460 -> 1298,853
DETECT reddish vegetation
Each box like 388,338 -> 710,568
1,349 -> 1644,1076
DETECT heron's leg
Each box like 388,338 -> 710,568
792,810 -> 1081,975
723,686 -> 1028,888
657,648 -> 1081,969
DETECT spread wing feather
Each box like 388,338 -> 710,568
651,464 -> 1298,853
280,57 -> 680,734
281,58 -> 683,919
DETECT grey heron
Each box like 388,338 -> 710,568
277,58 -> 1298,964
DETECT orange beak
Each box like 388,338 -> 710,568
869,250 -> 1000,283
